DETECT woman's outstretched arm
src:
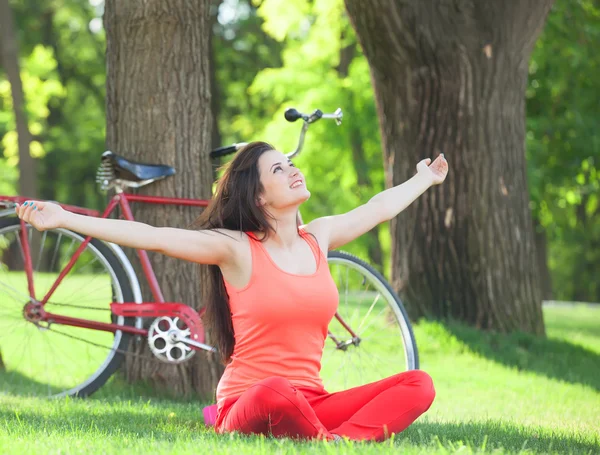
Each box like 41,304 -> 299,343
306,154 -> 448,251
14,201 -> 235,265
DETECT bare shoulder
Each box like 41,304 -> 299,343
301,217 -> 332,253
212,229 -> 253,286
188,228 -> 249,266
196,227 -> 245,241
195,228 -> 248,252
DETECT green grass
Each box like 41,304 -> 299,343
1,273 -> 125,396
1,305 -> 599,454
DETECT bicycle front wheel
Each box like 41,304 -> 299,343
321,251 -> 419,392
0,217 -> 135,398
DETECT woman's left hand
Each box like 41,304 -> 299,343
416,154 -> 448,186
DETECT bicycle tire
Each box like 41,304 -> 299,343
0,217 -> 135,398
323,250 -> 419,391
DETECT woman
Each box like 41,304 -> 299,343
16,141 -> 448,442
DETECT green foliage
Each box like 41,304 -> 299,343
0,159 -> 18,194
241,0 -> 388,270
1,0 -> 599,299
212,0 -> 284,144
526,0 -> 600,301
1,0 -> 106,208
0,45 -> 64,163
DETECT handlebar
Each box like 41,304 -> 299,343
209,107 -> 343,160
210,144 -> 242,158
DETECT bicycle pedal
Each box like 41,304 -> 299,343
111,302 -> 206,343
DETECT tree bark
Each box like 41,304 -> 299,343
104,0 -> 223,399
534,220 -> 552,301
344,0 -> 554,335
0,0 -> 37,199
209,0 -> 222,152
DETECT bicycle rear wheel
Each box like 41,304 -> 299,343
0,217 -> 134,397
322,251 -> 419,392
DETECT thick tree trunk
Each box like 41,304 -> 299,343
104,0 -> 223,399
534,220 -> 552,301
209,0 -> 222,152
344,0 -> 554,335
0,0 -> 37,199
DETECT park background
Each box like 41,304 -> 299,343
0,0 -> 599,454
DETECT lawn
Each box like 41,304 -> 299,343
0,305 -> 598,454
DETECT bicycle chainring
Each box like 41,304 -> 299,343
147,316 -> 195,363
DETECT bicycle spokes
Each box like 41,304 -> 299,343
0,221 -> 134,397
323,253 -> 417,392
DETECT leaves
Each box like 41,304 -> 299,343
1,0 -> 598,298
526,0 -> 600,300
0,0 -> 106,204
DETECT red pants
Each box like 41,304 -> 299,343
215,370 -> 435,441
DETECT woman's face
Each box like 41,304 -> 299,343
257,149 -> 310,210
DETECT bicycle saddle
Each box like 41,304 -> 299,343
101,151 -> 176,181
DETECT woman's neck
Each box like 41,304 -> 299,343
265,210 -> 301,249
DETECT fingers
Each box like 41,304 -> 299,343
15,203 -> 24,218
22,202 -> 35,222
432,153 -> 448,168
15,200 -> 39,222
417,158 -> 432,166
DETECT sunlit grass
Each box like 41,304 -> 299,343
1,305 -> 598,454
0,272 -> 124,396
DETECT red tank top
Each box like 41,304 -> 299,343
215,228 -> 339,409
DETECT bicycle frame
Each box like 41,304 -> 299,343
0,106 -> 355,351
1,192 -> 210,342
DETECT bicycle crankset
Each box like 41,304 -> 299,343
147,316 -> 196,363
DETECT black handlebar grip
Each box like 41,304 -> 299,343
210,145 -> 238,158
284,108 -> 303,122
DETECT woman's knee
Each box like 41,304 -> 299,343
392,370 -> 435,409
407,370 -> 436,408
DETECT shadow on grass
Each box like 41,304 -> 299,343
0,369 -> 69,397
0,407 -> 208,441
444,322 -> 600,391
404,420 -> 599,454
0,368 -> 211,405
0,407 -> 598,454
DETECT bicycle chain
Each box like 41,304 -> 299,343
44,301 -> 110,311
2,283 -> 215,360
45,323 -> 216,361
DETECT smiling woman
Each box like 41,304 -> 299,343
14,140 -> 448,441
257,149 -> 311,209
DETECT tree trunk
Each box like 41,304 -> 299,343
209,0 -> 222,152
534,220 -> 552,301
0,0 -> 37,199
104,0 -> 223,399
344,0 -> 554,335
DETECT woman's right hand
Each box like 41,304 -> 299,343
15,200 -> 68,231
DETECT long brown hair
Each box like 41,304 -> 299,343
191,141 -> 278,363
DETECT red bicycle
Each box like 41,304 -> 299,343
0,107 -> 418,399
